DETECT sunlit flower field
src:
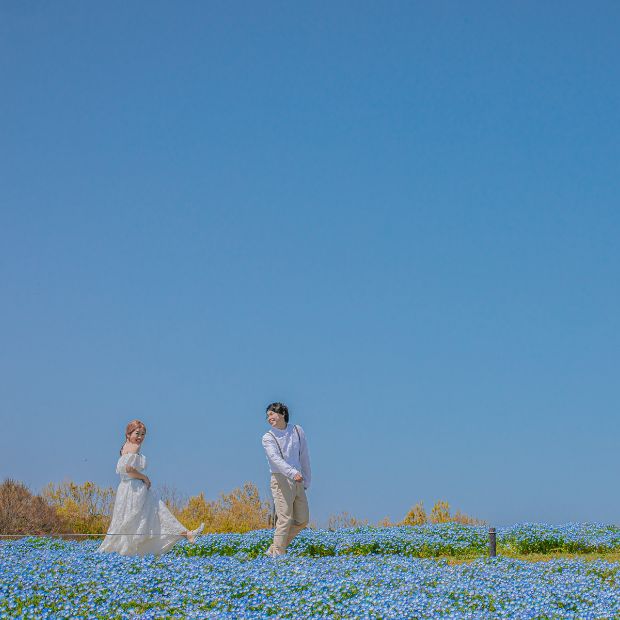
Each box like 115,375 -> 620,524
2,524 -> 620,619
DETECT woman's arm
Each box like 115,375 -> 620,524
126,465 -> 151,489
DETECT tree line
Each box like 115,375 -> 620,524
0,478 -> 483,538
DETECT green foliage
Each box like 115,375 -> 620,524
500,523 -> 620,555
173,523 -> 490,559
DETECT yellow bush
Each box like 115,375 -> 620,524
176,492 -> 215,531
401,500 -> 485,526
210,483 -> 271,533
175,483 -> 271,533
43,481 -> 114,535
327,512 -> 368,530
430,500 -> 451,524
42,480 -> 270,535
11,476 -> 487,537
402,501 -> 427,525
451,509 -> 486,525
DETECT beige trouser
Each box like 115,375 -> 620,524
270,473 -> 309,554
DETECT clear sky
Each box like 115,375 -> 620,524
1,1 -> 619,527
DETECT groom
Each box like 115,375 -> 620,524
262,402 -> 311,556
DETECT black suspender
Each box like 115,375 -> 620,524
269,425 -> 301,461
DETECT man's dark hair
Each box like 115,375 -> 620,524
266,402 -> 289,423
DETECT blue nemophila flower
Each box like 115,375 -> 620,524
1,525 -> 620,618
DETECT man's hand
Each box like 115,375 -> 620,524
294,473 -> 304,483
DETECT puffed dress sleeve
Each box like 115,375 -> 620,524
116,453 -> 143,474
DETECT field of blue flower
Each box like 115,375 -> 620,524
177,522 -> 620,558
2,524 -> 620,619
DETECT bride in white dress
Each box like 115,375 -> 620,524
98,420 -> 203,556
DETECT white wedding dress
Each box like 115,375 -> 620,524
98,453 -> 187,556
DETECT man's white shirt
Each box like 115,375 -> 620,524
262,424 -> 312,489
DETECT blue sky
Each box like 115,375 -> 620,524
1,1 -> 619,526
